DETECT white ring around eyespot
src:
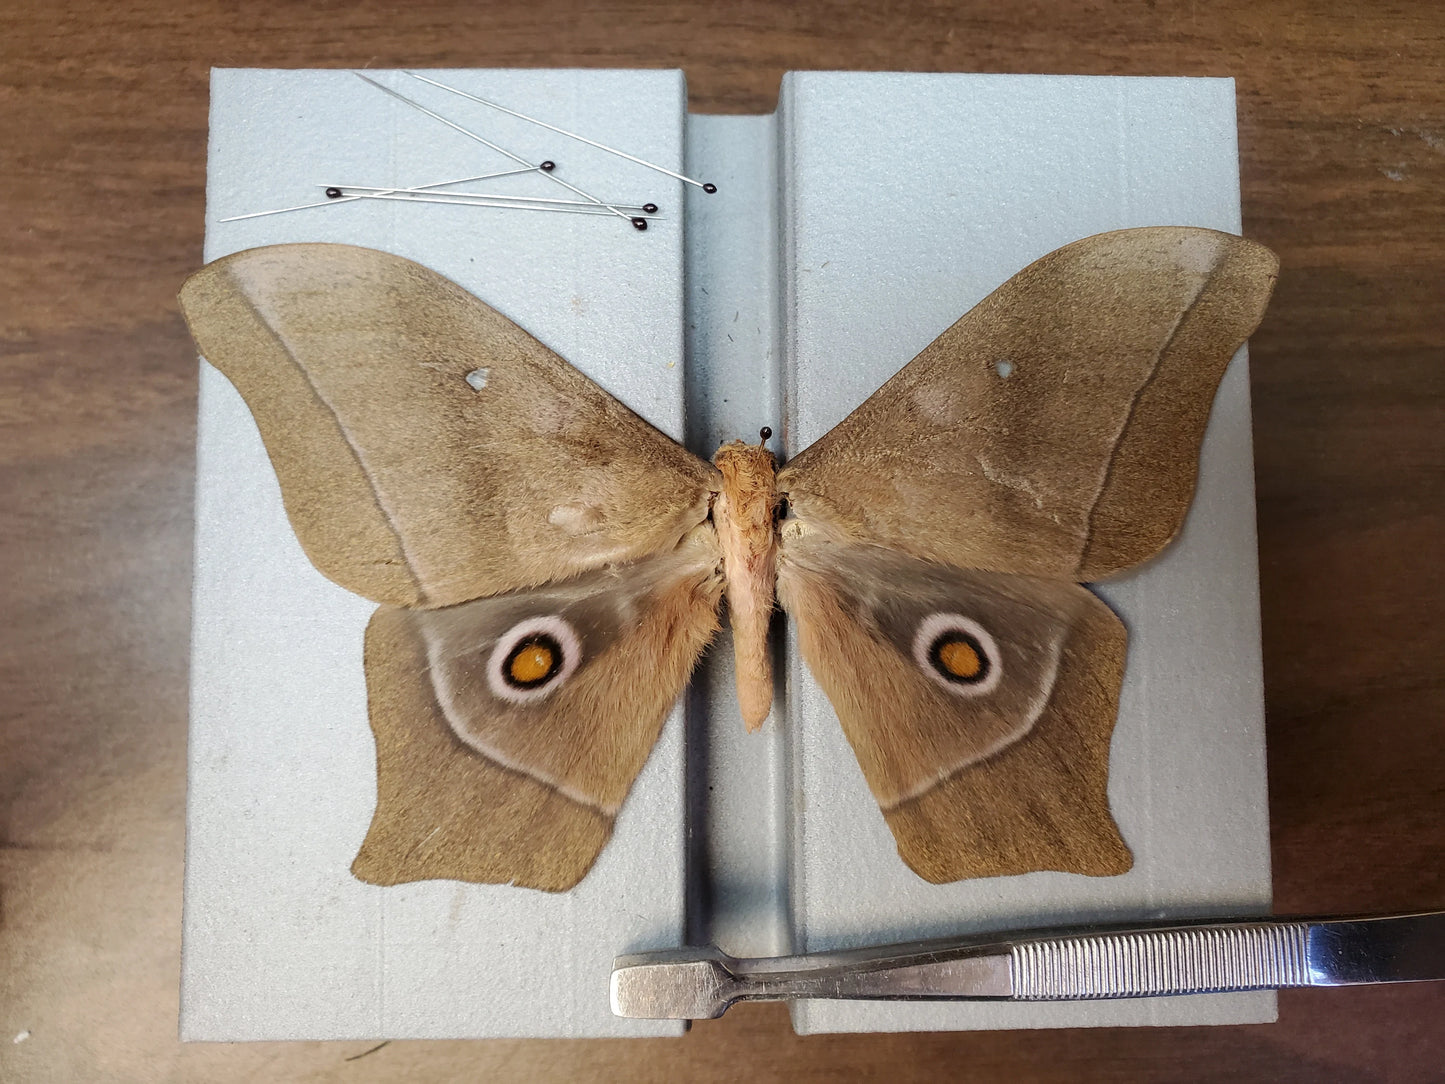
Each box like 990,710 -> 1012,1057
912,612 -> 1003,697
485,615 -> 583,705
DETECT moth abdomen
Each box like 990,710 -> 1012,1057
712,439 -> 781,731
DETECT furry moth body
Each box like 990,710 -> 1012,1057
179,228 -> 1277,891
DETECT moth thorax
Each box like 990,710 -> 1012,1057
712,439 -> 780,572
713,440 -> 778,528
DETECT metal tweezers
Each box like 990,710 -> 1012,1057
611,910 -> 1445,1019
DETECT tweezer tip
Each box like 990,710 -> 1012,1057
610,950 -> 736,1019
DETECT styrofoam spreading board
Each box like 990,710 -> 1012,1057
184,68 -> 1274,1040
776,72 -> 1274,1033
183,68 -> 691,1040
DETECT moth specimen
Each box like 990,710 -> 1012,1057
179,227 -> 1277,891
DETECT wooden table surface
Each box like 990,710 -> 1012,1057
2,2 -> 1442,1080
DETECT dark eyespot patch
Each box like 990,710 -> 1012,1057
486,616 -> 582,704
912,613 -> 1003,697
503,633 -> 562,689
929,631 -> 989,685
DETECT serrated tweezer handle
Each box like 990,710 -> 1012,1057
611,911 -> 1445,1018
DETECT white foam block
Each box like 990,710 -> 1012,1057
185,69 -> 1274,1039
183,68 -> 691,1040
778,73 -> 1273,1033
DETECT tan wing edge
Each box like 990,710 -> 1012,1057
1078,232 -> 1279,579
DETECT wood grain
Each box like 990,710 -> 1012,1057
2,1 -> 1442,1080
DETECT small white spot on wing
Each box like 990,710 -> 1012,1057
911,385 -> 959,426
548,502 -> 605,535
1173,232 -> 1223,274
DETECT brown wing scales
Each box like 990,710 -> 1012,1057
778,228 -> 1278,582
180,244 -> 719,608
354,531 -> 723,891
775,228 -> 1277,881
778,532 -> 1131,882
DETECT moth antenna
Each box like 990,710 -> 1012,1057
758,426 -> 773,445
404,71 -> 718,194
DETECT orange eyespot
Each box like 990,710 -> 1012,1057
488,619 -> 580,703
501,633 -> 564,690
509,642 -> 555,684
926,630 -> 991,686
916,615 -> 1000,695
936,638 -> 982,680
